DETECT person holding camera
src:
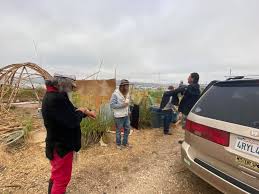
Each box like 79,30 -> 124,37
177,72 -> 201,129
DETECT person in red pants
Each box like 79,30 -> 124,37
42,74 -> 96,194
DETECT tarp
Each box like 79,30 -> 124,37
75,79 -> 116,111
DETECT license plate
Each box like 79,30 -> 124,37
236,156 -> 259,172
234,136 -> 259,157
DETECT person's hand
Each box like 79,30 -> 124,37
85,110 -> 97,119
123,99 -> 130,107
178,112 -> 183,121
76,108 -> 96,119
123,102 -> 129,107
76,107 -> 88,113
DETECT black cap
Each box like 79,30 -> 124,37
120,79 -> 130,86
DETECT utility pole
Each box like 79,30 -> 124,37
114,65 -> 117,80
33,40 -> 41,67
95,58 -> 103,80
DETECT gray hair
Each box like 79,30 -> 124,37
45,73 -> 76,93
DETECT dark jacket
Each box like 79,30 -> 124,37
177,83 -> 201,115
42,90 -> 86,160
160,90 -> 179,110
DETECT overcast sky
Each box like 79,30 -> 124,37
0,0 -> 259,84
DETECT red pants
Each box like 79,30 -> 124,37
50,151 -> 73,194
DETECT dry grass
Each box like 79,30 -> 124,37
0,125 -> 220,194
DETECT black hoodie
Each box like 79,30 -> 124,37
160,90 -> 179,110
177,83 -> 201,115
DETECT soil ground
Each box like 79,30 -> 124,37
0,118 -> 221,194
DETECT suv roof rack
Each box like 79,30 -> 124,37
226,76 -> 244,80
225,75 -> 259,80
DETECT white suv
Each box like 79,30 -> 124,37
181,78 -> 259,193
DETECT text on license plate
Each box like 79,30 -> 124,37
236,156 -> 259,172
235,136 -> 259,157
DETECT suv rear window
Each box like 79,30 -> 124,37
192,81 -> 259,129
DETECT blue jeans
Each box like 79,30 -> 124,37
162,110 -> 173,134
115,116 -> 131,146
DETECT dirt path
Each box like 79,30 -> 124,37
0,126 -> 221,194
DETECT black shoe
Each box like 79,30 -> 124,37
48,179 -> 53,194
178,140 -> 184,144
122,144 -> 133,149
164,132 -> 172,135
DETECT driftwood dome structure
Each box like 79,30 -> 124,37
0,62 -> 52,112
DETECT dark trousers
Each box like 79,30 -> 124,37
162,110 -> 173,134
130,104 -> 140,129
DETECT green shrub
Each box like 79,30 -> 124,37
2,86 -> 46,102
81,117 -> 113,147
138,95 -> 153,129
72,92 -> 113,147
148,89 -> 164,105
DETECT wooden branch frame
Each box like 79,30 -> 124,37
0,62 -> 52,113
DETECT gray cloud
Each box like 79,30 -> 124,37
0,0 -> 259,83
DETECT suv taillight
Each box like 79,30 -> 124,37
186,119 -> 230,146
